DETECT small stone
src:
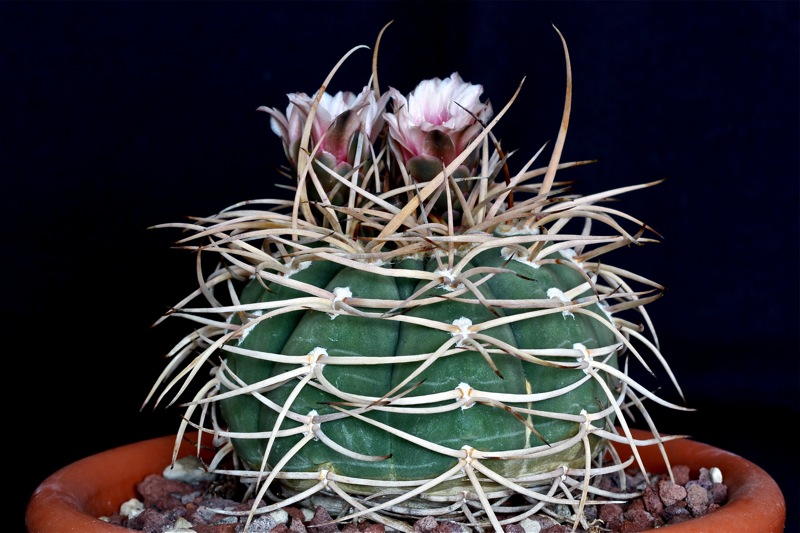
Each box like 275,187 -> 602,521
503,523 -> 525,533
282,507 -> 305,522
166,516 -> 196,532
686,484 -> 710,517
671,464 -> 691,486
668,512 -> 694,525
238,514 -> 282,533
164,455 -> 216,483
310,493 -> 349,515
195,506 -> 238,526
289,517 -> 307,533
656,478 -> 687,507
582,504 -> 598,522
662,504 -> 691,524
695,468 -> 714,490
414,516 -> 439,532
625,470 -> 649,491
308,506 -> 340,533
710,482 -> 728,505
595,473 -> 618,492
196,524 -> 238,533
642,484 -> 664,515
128,507 -> 178,532
621,507 -> 653,531
120,498 -> 145,519
137,474 -> 200,510
625,498 -> 646,514
540,524 -> 569,533
269,509 -> 289,525
598,503 -> 624,531
433,520 -> 466,533
517,517 -> 545,532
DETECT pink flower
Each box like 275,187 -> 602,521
384,73 -> 493,182
259,87 -> 388,172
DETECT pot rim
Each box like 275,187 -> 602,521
25,429 -> 786,532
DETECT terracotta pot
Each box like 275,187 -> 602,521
26,429 -> 786,532
26,432 -> 215,533
613,431 -> 786,532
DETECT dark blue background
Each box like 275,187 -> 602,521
4,2 -> 797,531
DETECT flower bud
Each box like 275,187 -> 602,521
258,87 -> 389,203
384,72 -> 493,185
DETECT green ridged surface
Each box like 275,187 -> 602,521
219,248 -> 618,492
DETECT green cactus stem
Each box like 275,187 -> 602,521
146,23 -> 689,533
220,247 -> 618,487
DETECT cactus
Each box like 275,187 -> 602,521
147,24 -> 688,532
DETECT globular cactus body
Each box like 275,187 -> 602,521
150,26 -> 686,531
221,247 -> 618,495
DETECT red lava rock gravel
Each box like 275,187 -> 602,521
100,460 -> 728,532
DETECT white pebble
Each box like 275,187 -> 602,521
165,516 -> 196,532
162,455 -> 215,483
710,466 -> 723,484
518,518 -> 543,533
270,509 -> 289,524
120,498 -> 144,519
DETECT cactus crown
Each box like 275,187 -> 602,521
146,23 -> 688,533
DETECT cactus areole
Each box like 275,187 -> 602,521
148,24 -> 687,532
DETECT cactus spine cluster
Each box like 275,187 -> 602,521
147,24 -> 687,533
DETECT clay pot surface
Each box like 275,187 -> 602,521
613,430 -> 786,532
25,429 -> 786,532
26,432 -> 213,533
